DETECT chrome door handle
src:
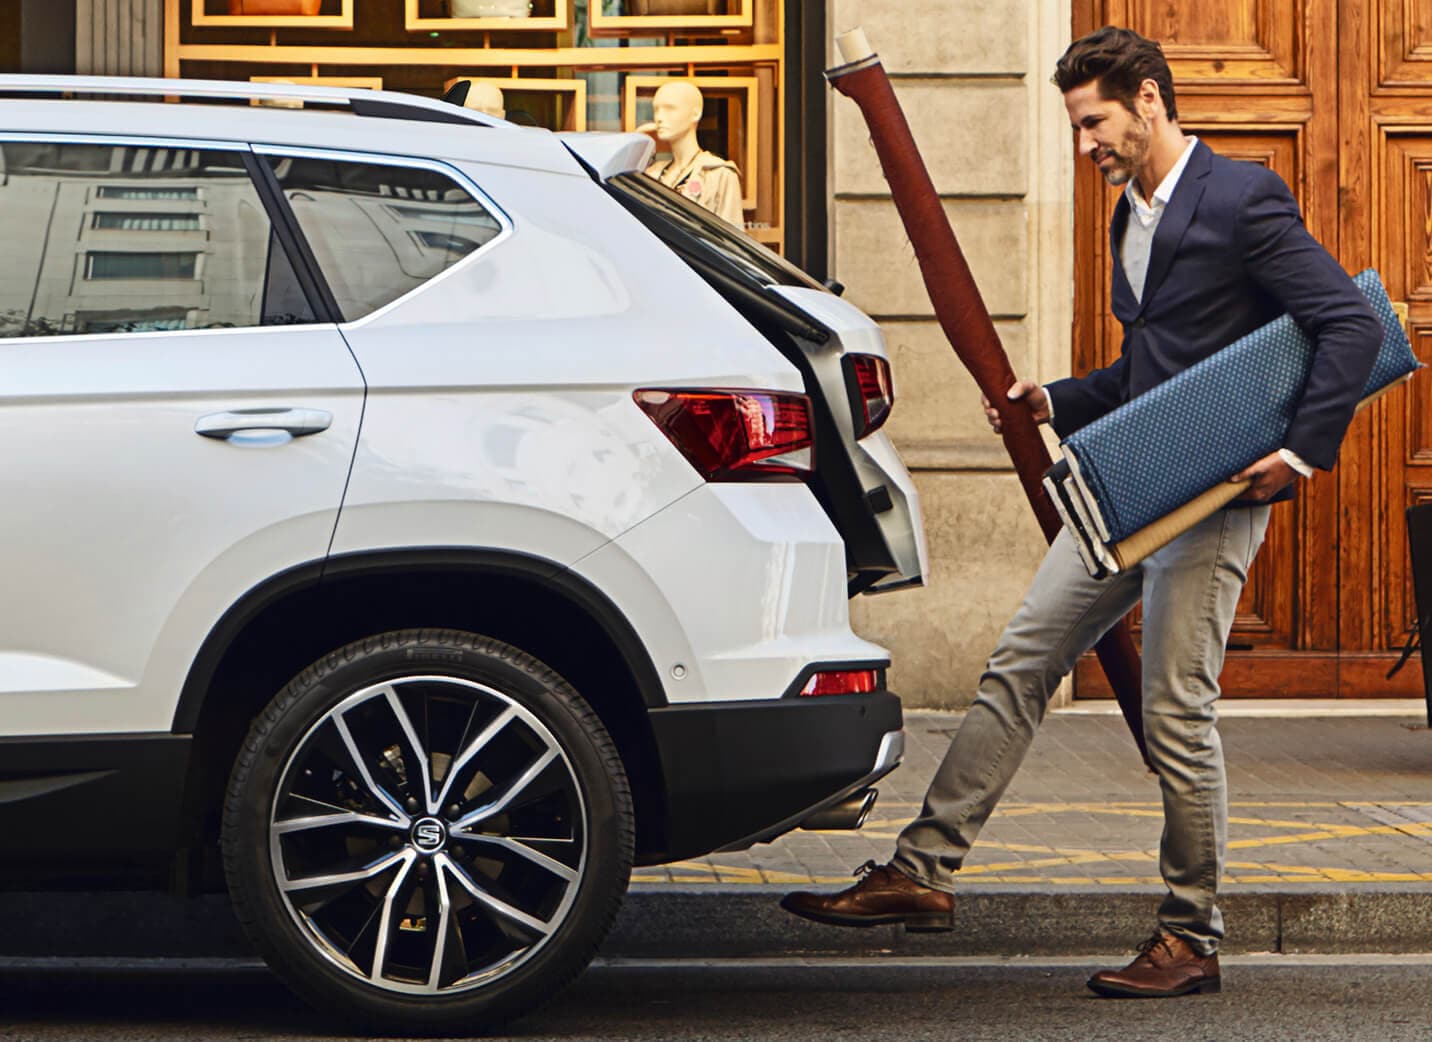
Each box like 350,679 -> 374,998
195,407 -> 333,439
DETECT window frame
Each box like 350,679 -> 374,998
251,144 -> 513,327
0,132 -> 329,342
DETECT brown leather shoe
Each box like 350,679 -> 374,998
780,860 -> 955,932
1087,931 -> 1221,998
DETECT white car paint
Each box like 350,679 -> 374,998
0,79 -> 924,740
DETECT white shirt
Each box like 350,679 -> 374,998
1044,136 -> 1312,479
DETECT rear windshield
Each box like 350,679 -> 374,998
605,171 -> 825,293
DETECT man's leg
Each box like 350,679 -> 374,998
1088,505 -> 1269,997
892,528 -> 1142,891
1139,505 -> 1270,949
782,528 -> 1141,928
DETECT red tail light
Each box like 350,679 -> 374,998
846,354 -> 894,437
799,669 -> 880,697
635,389 -> 814,482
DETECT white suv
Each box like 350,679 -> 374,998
0,76 -> 927,1033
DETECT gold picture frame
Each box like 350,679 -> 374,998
192,0 -> 354,29
406,0 -> 570,32
443,76 -> 587,132
623,74 -> 759,210
589,0 -> 752,35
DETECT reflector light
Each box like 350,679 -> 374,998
799,669 -> 880,697
634,389 -> 814,482
849,354 -> 894,436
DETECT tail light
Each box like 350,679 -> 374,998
635,389 -> 814,482
799,668 -> 881,697
844,354 -> 894,437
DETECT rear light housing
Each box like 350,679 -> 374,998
799,668 -> 881,697
635,388 -> 814,482
843,353 -> 894,438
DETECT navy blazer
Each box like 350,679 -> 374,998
1047,140 -> 1381,476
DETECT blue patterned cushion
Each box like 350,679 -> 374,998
1061,269 -> 1421,544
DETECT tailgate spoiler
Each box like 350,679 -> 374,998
559,131 -> 654,181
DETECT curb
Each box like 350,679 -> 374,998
4,885 -> 1432,961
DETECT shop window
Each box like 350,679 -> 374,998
0,141 -> 313,339
267,154 -> 503,321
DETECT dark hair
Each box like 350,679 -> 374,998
1053,26 -> 1177,121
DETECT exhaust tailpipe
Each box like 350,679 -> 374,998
800,788 -> 878,831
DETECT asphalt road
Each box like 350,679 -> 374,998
3,955 -> 1431,1041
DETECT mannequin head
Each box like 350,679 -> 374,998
650,80 -> 704,146
462,80 -> 507,120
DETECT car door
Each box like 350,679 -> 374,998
0,134 -> 365,738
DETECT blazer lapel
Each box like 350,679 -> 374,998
1108,194 -> 1138,319
1136,140 -> 1211,315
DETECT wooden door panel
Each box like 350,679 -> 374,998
1114,0 -> 1304,84
1379,0 -> 1432,86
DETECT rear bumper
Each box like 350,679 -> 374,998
640,691 -> 903,863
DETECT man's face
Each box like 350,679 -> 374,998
1063,80 -> 1151,188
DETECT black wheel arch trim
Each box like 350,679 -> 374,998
171,547 -> 669,734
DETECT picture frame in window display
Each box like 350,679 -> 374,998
624,75 -> 758,211
443,76 -> 586,131
588,0 -> 750,35
192,0 -> 353,28
406,0 -> 568,31
250,76 -> 384,108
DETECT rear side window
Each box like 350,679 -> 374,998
0,141 -> 314,338
265,155 -> 503,321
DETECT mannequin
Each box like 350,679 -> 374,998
638,80 -> 744,228
456,80 -> 506,120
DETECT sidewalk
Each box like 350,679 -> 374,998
4,706 -> 1432,962
605,704 -> 1432,957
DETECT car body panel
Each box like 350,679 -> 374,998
0,325 -> 364,736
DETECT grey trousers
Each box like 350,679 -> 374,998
893,505 -> 1271,954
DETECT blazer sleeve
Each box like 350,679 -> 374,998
1236,167 -> 1382,471
1046,354 -> 1128,439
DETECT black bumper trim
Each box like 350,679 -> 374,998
641,691 -> 902,863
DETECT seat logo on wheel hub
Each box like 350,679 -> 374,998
412,816 -> 447,853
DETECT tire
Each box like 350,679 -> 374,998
222,629 -> 634,1035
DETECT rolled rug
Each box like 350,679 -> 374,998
1050,268 -> 1423,577
826,29 -> 1150,767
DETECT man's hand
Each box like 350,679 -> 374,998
1232,451 -> 1298,501
982,380 -> 1051,434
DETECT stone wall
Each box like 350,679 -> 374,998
829,0 -> 1075,708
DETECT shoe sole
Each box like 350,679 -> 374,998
778,896 -> 955,933
1086,976 -> 1221,998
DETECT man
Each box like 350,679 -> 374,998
782,26 -> 1381,998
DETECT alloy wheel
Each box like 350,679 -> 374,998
267,674 -> 587,994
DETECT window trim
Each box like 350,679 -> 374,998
251,143 -> 513,328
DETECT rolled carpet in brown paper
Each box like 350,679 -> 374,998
825,29 -> 1150,769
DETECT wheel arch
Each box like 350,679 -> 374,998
174,548 -> 671,881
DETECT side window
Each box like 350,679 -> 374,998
0,141 -> 315,339
266,155 -> 502,321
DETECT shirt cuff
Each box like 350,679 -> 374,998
1278,448 -> 1314,478
1043,385 -> 1055,424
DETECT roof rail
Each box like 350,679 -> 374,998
0,74 -> 499,128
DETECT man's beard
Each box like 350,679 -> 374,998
1095,115 -> 1151,187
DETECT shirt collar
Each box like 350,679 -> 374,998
1125,136 -> 1199,213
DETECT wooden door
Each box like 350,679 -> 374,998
1336,0 -> 1432,695
1072,0 -> 1425,697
